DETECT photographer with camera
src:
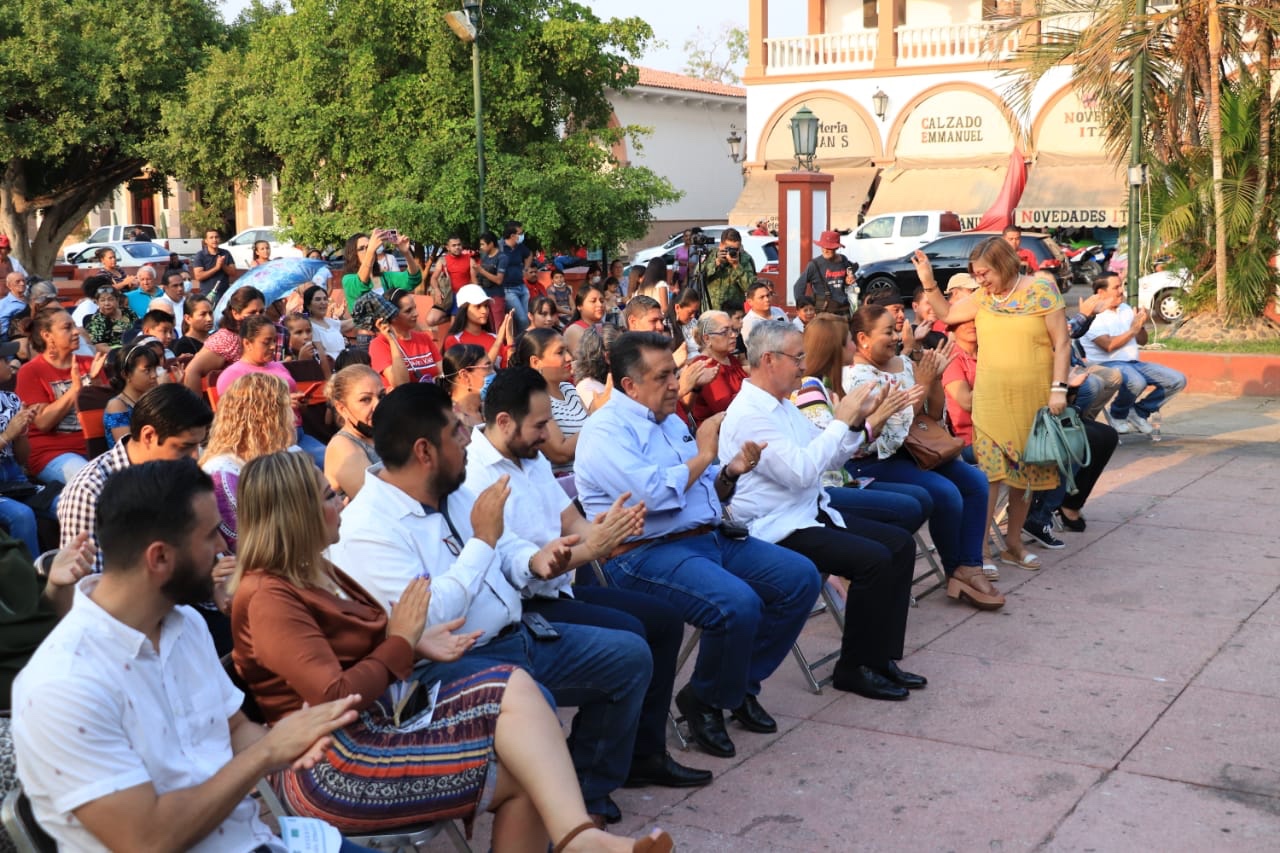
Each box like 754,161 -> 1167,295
698,228 -> 756,311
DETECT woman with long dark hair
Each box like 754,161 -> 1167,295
339,229 -> 422,314
561,282 -> 606,360
183,285 -> 266,393
509,328 -> 585,472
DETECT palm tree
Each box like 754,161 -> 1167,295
998,0 -> 1280,318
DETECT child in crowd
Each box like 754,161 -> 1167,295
282,312 -> 332,378
547,269 -> 574,319
792,296 -> 817,333
139,310 -> 177,358
103,344 -> 163,449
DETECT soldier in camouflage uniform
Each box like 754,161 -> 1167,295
698,227 -> 757,311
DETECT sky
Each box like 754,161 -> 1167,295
216,0 -> 784,76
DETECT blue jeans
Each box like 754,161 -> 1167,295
604,530 -> 820,710
0,497 -> 39,557
503,285 -> 529,333
35,452 -> 87,486
406,623 -> 649,814
1071,365 -> 1122,421
1101,359 -> 1186,418
825,483 -> 929,533
846,451 -> 988,572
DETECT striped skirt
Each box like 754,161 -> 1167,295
273,665 -> 513,835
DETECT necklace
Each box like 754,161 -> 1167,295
119,392 -> 138,407
989,280 -> 1020,304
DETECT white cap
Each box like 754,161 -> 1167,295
455,284 -> 492,307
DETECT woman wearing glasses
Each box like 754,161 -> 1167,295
438,343 -> 492,431
684,310 -> 741,424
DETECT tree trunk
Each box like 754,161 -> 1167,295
1249,21 -> 1272,244
0,157 -> 146,279
1206,0 -> 1228,312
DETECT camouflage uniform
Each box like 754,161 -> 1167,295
698,252 -> 758,311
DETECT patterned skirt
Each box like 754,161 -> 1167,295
273,665 -> 513,835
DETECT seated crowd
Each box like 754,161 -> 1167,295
0,225 -> 1178,852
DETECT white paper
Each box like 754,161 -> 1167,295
278,816 -> 343,853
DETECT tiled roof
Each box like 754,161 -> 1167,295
633,67 -> 745,98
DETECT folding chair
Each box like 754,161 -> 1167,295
911,532 -> 948,601
76,385 -> 114,460
254,780 -> 472,853
2,787 -> 56,853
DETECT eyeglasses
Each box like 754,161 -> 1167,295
771,351 -> 806,365
703,328 -> 733,338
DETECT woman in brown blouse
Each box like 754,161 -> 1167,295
229,451 -> 671,853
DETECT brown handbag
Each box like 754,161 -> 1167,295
902,414 -> 964,470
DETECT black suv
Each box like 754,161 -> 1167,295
854,232 -> 1071,304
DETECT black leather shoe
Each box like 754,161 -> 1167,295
729,694 -> 778,733
832,665 -> 910,701
675,684 -> 736,758
877,660 -> 927,690
587,795 -> 622,825
624,752 -> 714,788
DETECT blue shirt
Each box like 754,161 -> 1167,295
499,243 -> 530,289
0,294 -> 25,337
125,289 -> 156,319
574,391 -> 722,541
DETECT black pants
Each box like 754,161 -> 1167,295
1060,418 -> 1120,513
524,585 -> 683,758
779,511 -> 914,677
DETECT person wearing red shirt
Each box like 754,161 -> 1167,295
369,289 -> 442,388
445,284 -> 514,368
685,310 -> 747,424
1002,226 -> 1038,273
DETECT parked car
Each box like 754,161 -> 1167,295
840,210 -> 964,267
1138,268 -> 1191,324
63,224 -> 202,263
641,234 -> 779,289
65,240 -> 174,270
855,231 -> 1072,304
221,226 -> 304,268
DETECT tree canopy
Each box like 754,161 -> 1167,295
154,0 -> 681,251
683,24 -> 748,85
0,0 -> 226,276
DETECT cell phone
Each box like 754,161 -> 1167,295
719,521 -> 749,540
522,612 -> 561,641
384,229 -> 399,243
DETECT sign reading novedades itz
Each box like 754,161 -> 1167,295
1017,208 -> 1128,227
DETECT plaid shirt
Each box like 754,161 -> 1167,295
57,439 -> 132,574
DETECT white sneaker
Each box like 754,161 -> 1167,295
1127,411 -> 1155,435
1106,411 -> 1132,434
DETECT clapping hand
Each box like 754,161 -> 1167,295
678,359 -> 718,399
46,532 -> 96,591
1078,293 -> 1102,317
388,576 -> 432,648
264,695 -> 362,773
914,338 -> 955,385
725,440 -> 766,478
418,615 -> 483,662
585,492 -> 647,560
530,536 -> 581,579
470,475 -> 510,547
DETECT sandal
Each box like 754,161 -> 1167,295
982,562 -> 999,581
947,566 -> 1005,610
554,822 -> 675,853
998,549 -> 1041,571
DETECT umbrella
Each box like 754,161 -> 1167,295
213,258 -> 330,317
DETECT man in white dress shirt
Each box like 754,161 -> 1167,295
721,320 -> 926,701
329,383 -> 651,824
739,280 -> 788,341
13,459 -> 362,852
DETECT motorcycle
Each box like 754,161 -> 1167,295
1063,244 -> 1111,286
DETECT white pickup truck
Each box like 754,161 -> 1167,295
63,224 -> 203,263
840,210 -> 964,267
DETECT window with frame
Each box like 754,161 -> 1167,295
900,216 -> 928,238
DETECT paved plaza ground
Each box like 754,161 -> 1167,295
445,392 -> 1280,852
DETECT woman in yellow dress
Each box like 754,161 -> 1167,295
912,237 -> 1071,571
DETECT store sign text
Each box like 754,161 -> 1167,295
920,115 -> 984,144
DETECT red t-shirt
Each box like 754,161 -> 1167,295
16,355 -> 97,475
690,355 -> 748,424
1017,248 -> 1039,272
441,252 -> 473,287
369,331 -> 442,388
444,330 -> 510,368
942,347 -> 977,446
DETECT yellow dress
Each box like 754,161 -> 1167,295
972,276 -> 1063,490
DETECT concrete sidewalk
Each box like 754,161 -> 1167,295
455,394 -> 1280,852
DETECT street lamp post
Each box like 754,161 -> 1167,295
789,105 -> 819,172
446,0 -> 486,234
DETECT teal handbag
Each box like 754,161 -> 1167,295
1024,406 -> 1092,494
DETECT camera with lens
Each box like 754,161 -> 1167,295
690,233 -> 716,246
724,247 -> 740,259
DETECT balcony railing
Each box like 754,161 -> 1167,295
764,32 -> 878,75
760,23 -> 1025,76
896,22 -> 1023,66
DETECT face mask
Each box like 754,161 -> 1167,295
353,419 -> 375,439
590,275 -> 601,285
516,233 -> 525,245
479,370 -> 497,401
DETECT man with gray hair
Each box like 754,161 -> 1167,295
126,264 -> 160,318
574,330 -> 821,758
0,272 -> 27,338
722,321 -> 929,700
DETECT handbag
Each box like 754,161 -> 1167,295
1024,406 -> 1092,494
902,413 -> 964,470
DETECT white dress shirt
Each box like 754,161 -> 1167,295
1082,302 -> 1140,362
740,306 -> 788,341
12,578 -> 284,853
464,426 -> 574,599
329,464 -> 540,644
719,380 -> 865,544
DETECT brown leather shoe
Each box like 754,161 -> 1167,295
947,565 -> 1006,610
